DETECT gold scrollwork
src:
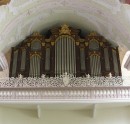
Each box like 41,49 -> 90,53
85,42 -> 88,46
32,32 -> 42,37
51,42 -> 55,46
88,32 -> 97,36
76,42 -> 79,46
30,52 -> 41,58
59,24 -> 71,35
42,42 -> 45,46
100,42 -> 103,46
89,51 -> 100,56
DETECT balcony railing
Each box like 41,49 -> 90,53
0,74 -> 123,88
0,74 -> 130,103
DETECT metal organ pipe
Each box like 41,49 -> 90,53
90,55 -> 101,76
59,39 -> 61,75
55,35 -> 76,76
64,36 -> 66,73
29,55 -> 40,77
62,36 -> 64,74
74,41 -> 76,75
71,38 -> 73,74
67,36 -> 69,74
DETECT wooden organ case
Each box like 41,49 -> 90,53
9,24 -> 121,77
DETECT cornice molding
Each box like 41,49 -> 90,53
0,86 -> 130,104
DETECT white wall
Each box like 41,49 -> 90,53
0,106 -> 130,124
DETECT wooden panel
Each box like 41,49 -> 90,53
41,45 -> 46,75
116,47 -> 122,76
76,44 -> 81,76
25,46 -> 30,77
108,47 -> 115,76
100,45 -> 105,76
9,48 -> 14,77
50,45 -> 55,77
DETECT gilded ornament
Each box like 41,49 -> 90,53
42,42 -> 45,46
32,32 -> 41,36
51,42 -> 55,46
59,24 -> 71,35
100,42 -> 103,46
88,32 -> 97,36
85,42 -> 88,46
76,42 -> 79,46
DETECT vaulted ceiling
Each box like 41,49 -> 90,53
0,0 -> 130,57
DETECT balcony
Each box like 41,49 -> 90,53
0,74 -> 130,104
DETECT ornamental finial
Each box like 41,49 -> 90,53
32,32 -> 41,36
19,74 -> 23,79
59,24 -> 71,35
109,72 -> 112,78
88,32 -> 97,36
63,72 -> 70,86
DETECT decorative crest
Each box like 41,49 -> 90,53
59,24 -> 71,35
32,32 -> 42,36
88,32 -> 98,36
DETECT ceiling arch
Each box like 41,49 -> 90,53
0,0 -> 130,54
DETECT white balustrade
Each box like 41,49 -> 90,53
0,74 -> 123,88
0,74 -> 129,103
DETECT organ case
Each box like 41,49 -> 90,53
9,24 -> 121,77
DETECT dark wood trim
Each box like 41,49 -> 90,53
50,45 -> 55,77
108,47 -> 115,76
16,49 -> 22,77
85,44 -> 90,75
100,46 -> 105,76
76,44 -> 81,77
116,47 -> 122,76
25,46 -> 30,77
41,45 -> 46,76
9,48 -> 14,77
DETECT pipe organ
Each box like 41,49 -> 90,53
9,24 -> 121,77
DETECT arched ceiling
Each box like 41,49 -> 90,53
0,0 -> 130,54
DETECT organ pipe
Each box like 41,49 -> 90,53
55,35 -> 76,76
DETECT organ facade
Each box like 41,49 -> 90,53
9,24 -> 121,77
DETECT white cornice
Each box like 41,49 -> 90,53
0,86 -> 130,104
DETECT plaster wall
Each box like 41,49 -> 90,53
0,106 -> 130,124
